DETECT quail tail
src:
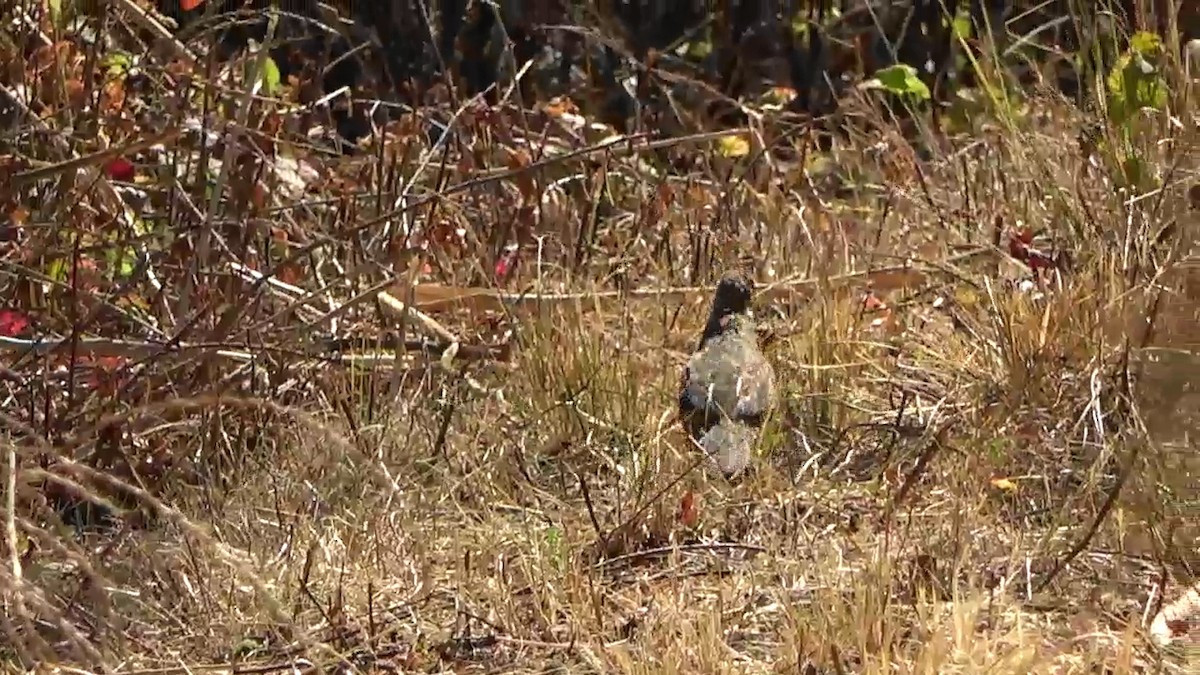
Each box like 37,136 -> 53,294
697,420 -> 757,478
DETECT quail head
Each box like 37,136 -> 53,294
678,272 -> 776,478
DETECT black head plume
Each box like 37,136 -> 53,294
710,272 -> 754,315
699,272 -> 755,344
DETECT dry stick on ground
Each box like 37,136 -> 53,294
236,264 -> 490,367
0,334 -> 504,369
228,261 -> 333,322
376,291 -> 459,345
402,245 -> 999,314
1032,278 -> 1171,595
3,443 -> 18,582
596,542 -> 769,570
1032,437 -> 1142,596
0,336 -> 254,363
878,417 -> 952,528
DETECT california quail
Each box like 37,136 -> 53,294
679,272 -> 776,477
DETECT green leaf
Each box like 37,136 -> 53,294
863,64 -> 931,101
1128,31 -> 1162,56
232,637 -> 266,659
950,12 -> 972,40
716,134 -> 751,158
679,37 -> 711,59
254,55 -> 282,96
48,0 -> 63,27
101,51 -> 132,77
1105,42 -> 1167,125
131,214 -> 152,237
262,56 -> 281,95
106,246 -> 138,279
543,526 -> 566,570
791,14 -> 812,39
46,258 -> 68,283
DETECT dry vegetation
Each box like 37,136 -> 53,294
0,1 -> 1198,673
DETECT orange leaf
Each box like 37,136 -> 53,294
542,96 -> 578,117
656,183 -> 674,209
278,262 -> 302,285
678,490 -> 699,527
180,0 -> 205,10
506,149 -> 535,201
9,205 -> 29,226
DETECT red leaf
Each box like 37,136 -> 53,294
1165,618 -> 1189,637
1025,249 -> 1057,271
105,157 -> 135,181
0,309 -> 30,337
494,246 -> 519,284
862,291 -> 887,312
85,356 -> 128,394
1007,234 -> 1028,261
180,0 -> 205,10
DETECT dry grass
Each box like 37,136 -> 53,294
0,2 -> 1199,673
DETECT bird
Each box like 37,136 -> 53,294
678,271 -> 775,478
